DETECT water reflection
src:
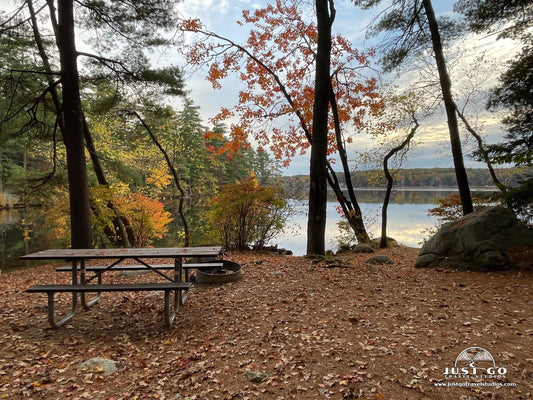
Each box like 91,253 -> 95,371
0,209 -> 65,272
275,197 -> 441,256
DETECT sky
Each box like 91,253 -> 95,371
0,0 -> 518,176
172,0 -> 518,175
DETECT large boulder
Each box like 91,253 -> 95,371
415,206 -> 533,271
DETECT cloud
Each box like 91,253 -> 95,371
179,0 -> 231,17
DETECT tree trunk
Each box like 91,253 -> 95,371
422,0 -> 473,215
381,118 -> 419,248
32,0 -> 132,247
206,24 -> 370,249
55,0 -> 92,248
307,0 -> 334,255
328,83 -> 370,244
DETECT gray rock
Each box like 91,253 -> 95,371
78,357 -> 119,376
366,255 -> 394,265
244,370 -> 269,383
352,244 -> 374,253
415,206 -> 533,271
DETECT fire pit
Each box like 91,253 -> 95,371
194,260 -> 242,284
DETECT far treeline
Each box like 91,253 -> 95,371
280,168 -> 526,199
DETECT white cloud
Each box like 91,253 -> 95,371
179,0 -> 231,17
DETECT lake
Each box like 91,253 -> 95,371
274,198 -> 441,256
0,189 -> 455,271
274,188 -> 458,255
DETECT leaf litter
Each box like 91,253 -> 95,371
0,247 -> 531,399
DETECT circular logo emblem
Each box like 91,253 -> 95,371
455,346 -> 496,370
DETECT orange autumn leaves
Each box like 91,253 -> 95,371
177,0 -> 386,166
45,186 -> 171,248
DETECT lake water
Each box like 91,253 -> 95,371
0,189 -> 455,271
274,199 -> 440,256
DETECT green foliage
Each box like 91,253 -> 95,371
461,0 -> 533,169
0,13 -> 58,195
140,67 -> 185,96
454,0 -> 533,39
207,175 -> 288,250
499,174 -> 533,227
481,40 -> 533,167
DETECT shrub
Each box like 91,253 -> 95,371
208,175 -> 288,250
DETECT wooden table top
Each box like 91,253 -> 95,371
20,247 -> 222,260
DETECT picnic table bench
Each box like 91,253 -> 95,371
21,247 -> 222,328
26,282 -> 192,328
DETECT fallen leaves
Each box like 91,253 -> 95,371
0,249 -> 531,399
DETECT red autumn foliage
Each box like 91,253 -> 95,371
177,0 -> 388,166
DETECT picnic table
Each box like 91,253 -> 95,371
21,247 -> 223,328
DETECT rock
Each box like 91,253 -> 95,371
415,206 -> 533,271
277,248 -> 293,256
78,357 -> 119,376
244,370 -> 269,383
366,255 -> 394,265
352,244 -> 374,253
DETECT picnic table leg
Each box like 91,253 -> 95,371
175,258 -> 188,305
46,291 -> 78,328
79,259 -> 101,309
163,288 -> 180,327
46,260 -> 78,328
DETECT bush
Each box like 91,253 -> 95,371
428,184 -> 532,228
208,175 -> 289,250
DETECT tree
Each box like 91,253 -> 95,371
354,0 -> 474,215
126,110 -> 191,246
178,0 -> 386,253
454,0 -> 532,40
307,0 -> 334,254
455,0 -> 532,167
207,175 -> 288,250
380,100 -> 419,248
35,0 -> 92,249
2,0 -> 184,248
455,0 -> 532,220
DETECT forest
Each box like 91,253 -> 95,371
279,167 -> 525,199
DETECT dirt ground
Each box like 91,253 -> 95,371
0,247 -> 532,400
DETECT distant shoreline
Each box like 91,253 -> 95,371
340,186 -> 497,191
